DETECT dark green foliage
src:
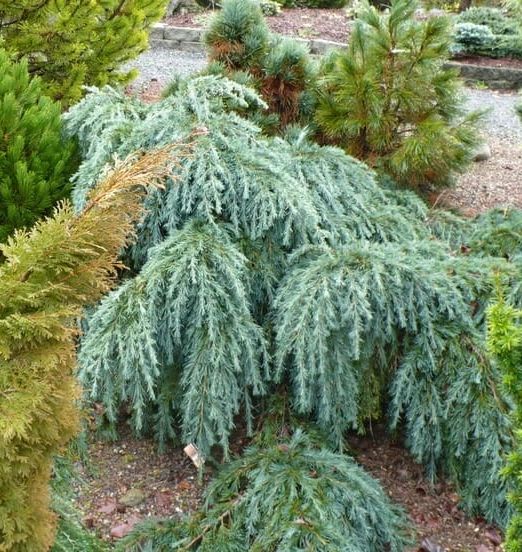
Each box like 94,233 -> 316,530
204,0 -> 318,128
120,429 -> 410,551
0,0 -> 168,106
66,76 -> 520,526
0,50 -> 76,243
488,290 -> 522,551
316,0 -> 482,189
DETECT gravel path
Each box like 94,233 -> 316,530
465,88 -> 522,142
126,46 -> 206,93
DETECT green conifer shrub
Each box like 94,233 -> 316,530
0,50 -> 76,243
204,0 -> 318,128
315,0 -> 482,189
0,147 -> 185,551
0,0 -> 168,106
65,76 -> 519,526
120,429 -> 410,551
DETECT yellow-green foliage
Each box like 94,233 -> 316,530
488,289 -> 522,551
0,147 -> 184,551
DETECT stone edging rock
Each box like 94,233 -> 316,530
150,23 -> 522,89
149,23 -> 344,55
444,61 -> 522,90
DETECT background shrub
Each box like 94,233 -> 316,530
454,7 -> 522,58
204,0 -> 318,129
457,7 -> 519,35
452,22 -> 496,54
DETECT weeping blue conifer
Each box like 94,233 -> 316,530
67,76 -> 518,525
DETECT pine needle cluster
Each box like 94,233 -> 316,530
315,0 -> 482,189
0,0 -> 168,106
0,50 -> 76,243
0,147 -> 188,551
203,0 -> 318,129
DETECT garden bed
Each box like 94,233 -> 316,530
166,7 -> 352,43
72,429 -> 503,550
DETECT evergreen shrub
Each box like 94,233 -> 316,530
0,50 -> 76,243
457,7 -> 519,36
0,148 -> 185,551
316,0 -> 482,189
121,429 -> 410,551
0,0 -> 169,106
488,291 -> 522,551
66,76 -> 518,526
454,7 -> 522,58
452,23 -> 495,55
204,0 -> 318,129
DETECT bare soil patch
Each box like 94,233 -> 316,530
72,430 -> 205,542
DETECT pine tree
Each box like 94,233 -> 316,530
204,0 -> 318,129
0,0 -> 168,106
0,50 -> 76,243
67,77 -> 518,526
315,0 -> 481,189
0,147 -> 187,551
120,428 -> 410,551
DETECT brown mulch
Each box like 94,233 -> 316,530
166,8 -> 352,43
72,431 -> 206,542
350,432 -> 503,552
438,138 -> 522,216
455,56 -> 522,70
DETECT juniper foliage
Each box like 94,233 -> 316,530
68,77 -> 516,525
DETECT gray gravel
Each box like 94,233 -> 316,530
125,46 -> 206,91
127,46 -> 522,141
465,88 -> 522,142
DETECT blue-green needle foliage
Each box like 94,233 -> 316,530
66,76 -> 518,525
119,430 -> 410,552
